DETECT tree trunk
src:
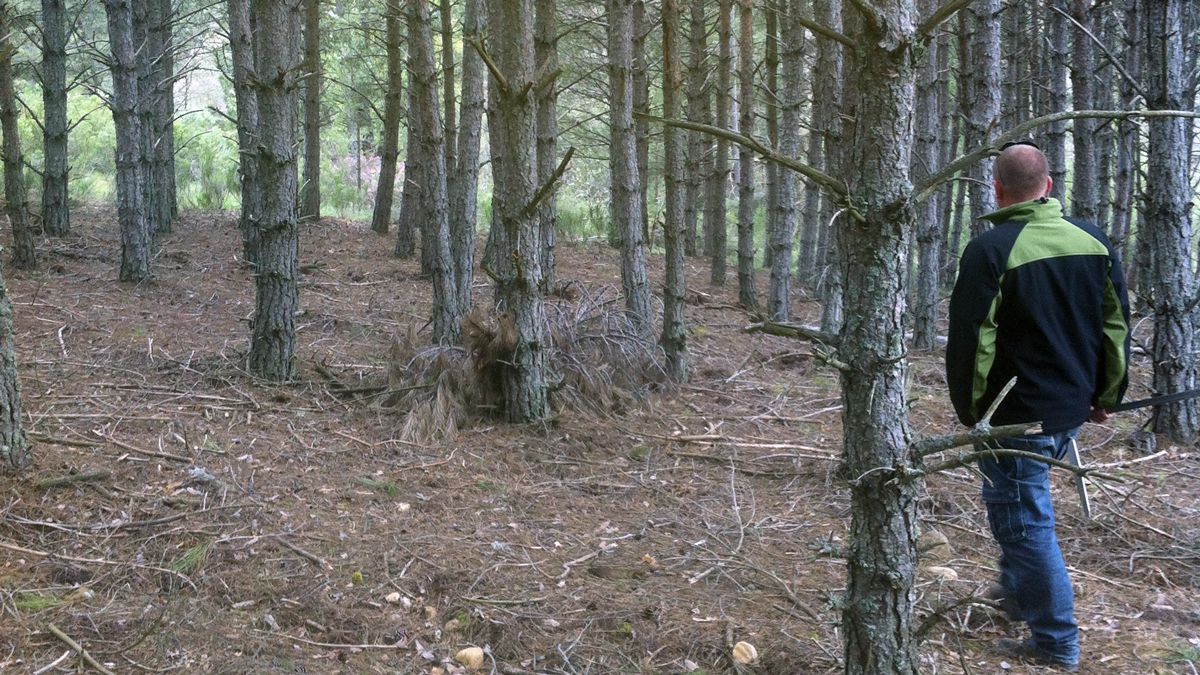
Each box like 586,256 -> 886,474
965,0 -> 999,233
768,0 -> 801,321
683,0 -> 707,258
734,0 -> 757,310
633,0 -> 650,248
154,0 -> 177,227
911,0 -> 940,350
937,26 -> 959,283
0,266 -> 26,470
451,0 -> 485,316
371,1 -> 403,235
535,0 -> 558,292
707,0 -> 731,285
41,0 -> 70,238
660,0 -> 688,381
132,1 -> 160,237
441,0 -> 457,178
1046,0 -> 1069,199
1144,0 -> 1198,443
1069,0 -> 1099,223
228,0 -> 260,264
488,0 -> 549,422
247,0 -> 301,381
103,0 -> 151,282
815,0 -> 843,333
1111,0 -> 1141,259
396,91 -> 421,260
762,5 -> 778,272
408,0 -> 460,344
608,0 -> 653,340
1094,10 -> 1117,230
300,0 -> 321,222
0,4 -> 35,271
837,4 -> 920,671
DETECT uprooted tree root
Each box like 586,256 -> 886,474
384,284 -> 666,444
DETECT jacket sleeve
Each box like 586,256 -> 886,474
1095,247 -> 1131,409
946,239 -> 1003,427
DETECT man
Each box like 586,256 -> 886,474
946,141 -> 1130,672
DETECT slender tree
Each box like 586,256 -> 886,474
535,0 -> 558,291
228,0 -> 260,263
965,0 -> 1000,232
132,1 -> 160,236
734,0 -> 756,309
409,0 -> 460,343
761,4 -> 778,272
1045,0 -> 1070,197
150,0 -> 175,230
0,3 -> 35,271
660,0 -> 688,381
1111,0 -> 1141,258
911,0 -> 940,350
451,0 -> 486,316
608,0 -> 653,339
440,0 -> 457,177
682,0 -> 707,257
815,0 -> 843,332
633,0 -> 650,245
1069,0 -> 1099,223
371,0 -> 403,235
103,0 -> 151,282
706,0 -> 731,284
487,0 -> 549,422
41,0 -> 70,237
1144,0 -> 1198,443
0,265 -> 26,470
768,0 -> 800,321
300,0 -> 321,222
247,0 -> 301,380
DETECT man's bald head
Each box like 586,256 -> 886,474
994,143 -> 1051,206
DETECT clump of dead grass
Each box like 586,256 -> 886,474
383,284 -> 665,443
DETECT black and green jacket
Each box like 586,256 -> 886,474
946,198 -> 1130,434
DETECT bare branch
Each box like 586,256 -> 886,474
522,146 -> 576,217
917,0 -> 972,42
914,422 -> 1042,457
916,109 -> 1200,202
635,112 -> 849,199
466,35 -> 508,94
923,445 -> 1124,482
745,321 -> 840,347
793,13 -> 856,49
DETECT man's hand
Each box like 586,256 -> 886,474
1089,407 -> 1109,423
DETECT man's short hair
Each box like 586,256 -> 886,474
995,143 -> 1049,201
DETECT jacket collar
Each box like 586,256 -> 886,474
981,197 -> 1063,225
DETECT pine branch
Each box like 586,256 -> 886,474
917,0 -> 972,42
916,109 -> 1200,202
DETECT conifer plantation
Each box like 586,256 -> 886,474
0,1 -> 1197,672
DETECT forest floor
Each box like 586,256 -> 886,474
0,210 -> 1197,675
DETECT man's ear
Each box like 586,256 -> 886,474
1044,176 -> 1053,199
993,180 -> 1004,204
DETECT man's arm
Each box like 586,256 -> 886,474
946,240 -> 1004,427
1094,247 -> 1131,411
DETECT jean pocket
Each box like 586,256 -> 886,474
981,474 -> 1026,543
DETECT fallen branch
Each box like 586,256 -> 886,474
46,623 -> 116,675
745,321 -> 840,347
923,446 -> 1123,482
35,470 -> 111,489
274,535 -> 332,570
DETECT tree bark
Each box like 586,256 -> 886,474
761,4 -> 778,272
41,0 -> 70,237
247,0 -> 301,381
1144,0 -> 1198,443
103,0 -> 151,282
132,1 -> 161,237
965,0 -> 1000,233
1110,0 -> 1141,259
451,0 -> 486,316
154,0 -> 177,226
0,3 -> 35,271
633,0 -> 650,248
441,0 -> 457,178
0,266 -> 27,469
608,0 -> 653,340
1069,0 -> 1099,223
911,0 -> 940,350
228,0 -> 260,264
660,0 -> 688,382
487,0 -> 549,422
837,4 -> 920,671
371,1 -> 403,235
409,0 -> 460,344
815,0 -> 843,333
734,0 -> 756,310
396,88 -> 421,260
768,0 -> 801,321
300,0 -> 321,222
682,0 -> 707,258
707,0 -> 731,285
1046,0 -> 1069,199
535,0 -> 558,292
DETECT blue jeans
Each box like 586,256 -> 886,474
979,429 -> 1080,667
